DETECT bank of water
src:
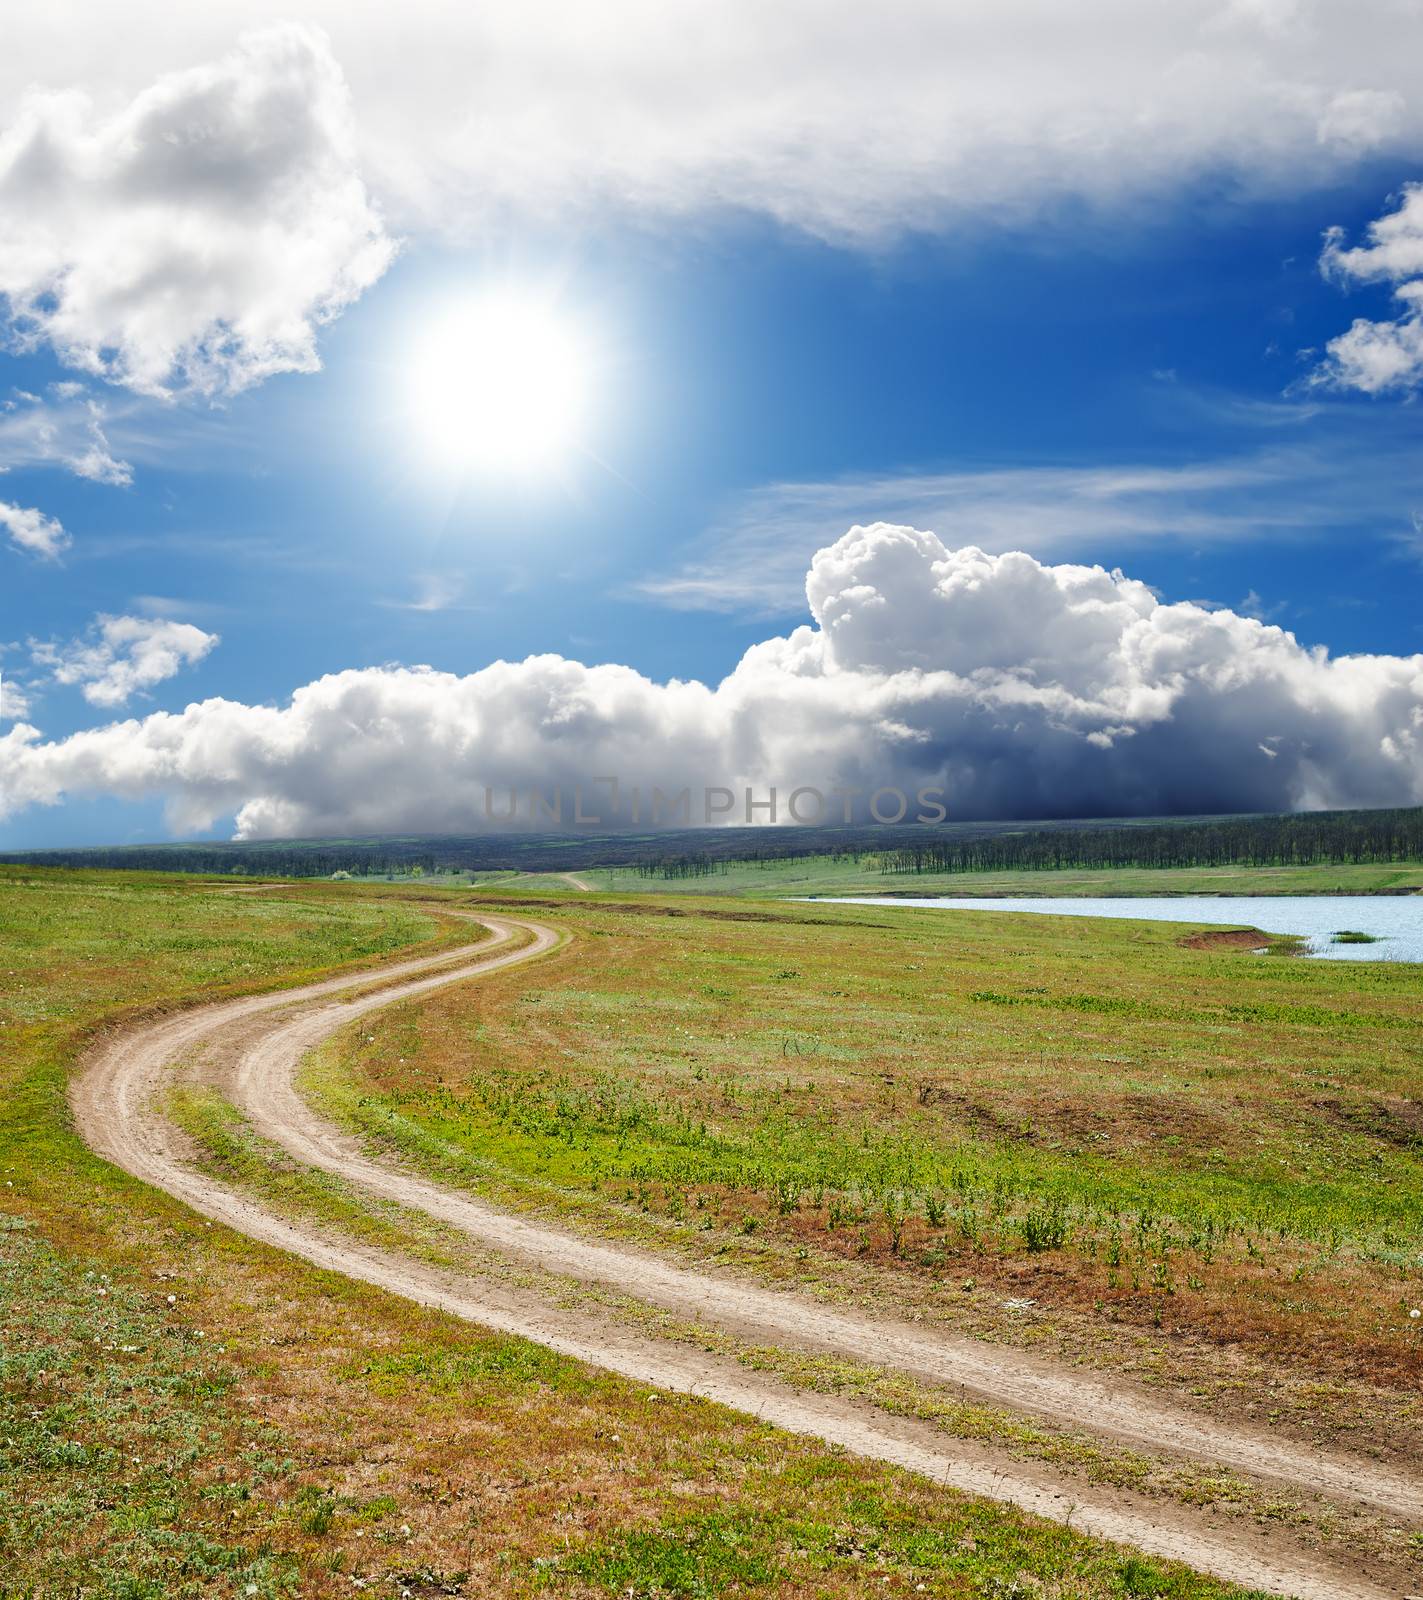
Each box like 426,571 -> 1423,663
811,894 -> 1423,961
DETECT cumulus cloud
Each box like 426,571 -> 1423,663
2,526 -> 1420,835
0,500 -> 69,559
30,614 -> 219,708
5,4 -> 1423,243
1315,185 -> 1423,394
0,24 -> 394,397
0,388 -> 131,485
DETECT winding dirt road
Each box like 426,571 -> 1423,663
73,913 -> 1421,1600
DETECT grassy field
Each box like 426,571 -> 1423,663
0,866 -> 1269,1600
319,891 -> 1423,1423
569,858 -> 1423,898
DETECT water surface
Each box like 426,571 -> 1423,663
811,894 -> 1423,962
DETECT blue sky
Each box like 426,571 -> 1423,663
4,8 -> 1423,846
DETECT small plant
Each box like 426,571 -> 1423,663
297,1489 -> 339,1536
1118,1553 -> 1169,1595
1021,1197 -> 1069,1253
956,1205 -> 982,1247
388,1567 -> 468,1596
981,1579 -> 1037,1599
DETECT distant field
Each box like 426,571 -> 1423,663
0,867 -> 1266,1599
561,857 -> 1423,898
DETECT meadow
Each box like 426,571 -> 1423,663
0,866 -> 1272,1600
317,891 -> 1423,1429
565,858 -> 1423,899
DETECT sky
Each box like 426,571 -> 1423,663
2,2 -> 1423,846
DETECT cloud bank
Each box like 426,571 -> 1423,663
5,6 -> 1423,425
0,24 -> 394,397
7,4 -> 1423,245
3,526 -> 1420,835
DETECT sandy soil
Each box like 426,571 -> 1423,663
71,913 -> 1423,1600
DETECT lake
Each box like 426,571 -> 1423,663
810,894 -> 1423,962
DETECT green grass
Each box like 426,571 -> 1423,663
0,866 -> 1276,1599
541,1492 -> 1244,1600
0,1221 -> 304,1598
0,867 -> 455,1216
527,1449 -> 1271,1600
573,857 -> 1423,898
0,867 -> 464,1594
325,893 -> 1423,1388
299,853 -> 1423,899
172,1061 -> 1399,1559
166,1087 -> 472,1270
329,1058 -> 1422,1259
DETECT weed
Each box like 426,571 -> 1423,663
1022,1198 -> 1070,1253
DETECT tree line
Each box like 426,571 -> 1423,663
878,807 -> 1423,876
633,855 -> 726,879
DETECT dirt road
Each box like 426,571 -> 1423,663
72,913 -> 1421,1600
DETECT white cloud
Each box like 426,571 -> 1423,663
0,675 -> 32,724
0,500 -> 69,559
1314,185 -> 1423,394
1315,88 -> 1405,154
5,5 -> 1423,245
0,388 -> 131,485
0,24 -> 394,398
2,526 -> 1420,834
31,614 -> 219,708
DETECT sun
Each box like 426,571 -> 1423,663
409,291 -> 590,474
